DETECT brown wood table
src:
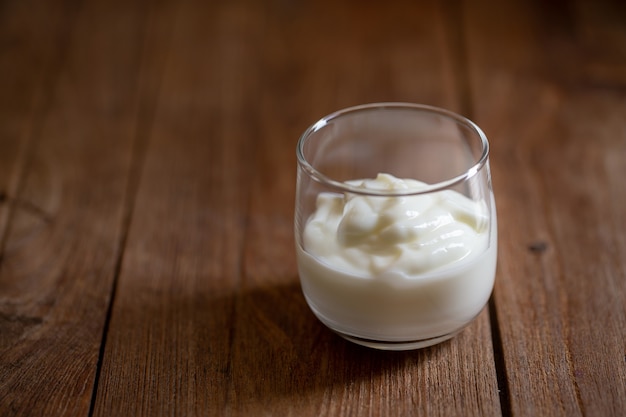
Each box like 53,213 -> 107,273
1,0 -> 625,415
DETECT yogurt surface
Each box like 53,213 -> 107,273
297,173 -> 497,346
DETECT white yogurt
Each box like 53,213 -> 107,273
297,173 -> 497,348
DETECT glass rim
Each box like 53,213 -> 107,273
296,102 -> 490,196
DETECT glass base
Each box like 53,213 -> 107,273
333,329 -> 460,351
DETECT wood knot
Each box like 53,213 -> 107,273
0,312 -> 44,350
528,241 -> 548,253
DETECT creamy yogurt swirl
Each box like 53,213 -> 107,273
303,173 -> 489,277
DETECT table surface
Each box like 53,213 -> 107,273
1,0 -> 625,416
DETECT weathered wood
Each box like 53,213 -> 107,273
0,0 -> 66,259
229,1 -> 500,416
2,0 -> 625,415
92,0 -> 253,415
92,0 -> 502,416
0,0 -> 149,415
466,0 -> 626,415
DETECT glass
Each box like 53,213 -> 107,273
294,103 -> 497,350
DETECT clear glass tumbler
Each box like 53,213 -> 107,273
294,103 -> 497,350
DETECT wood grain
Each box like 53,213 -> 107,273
93,0 -> 254,414
0,0 -> 67,261
0,0 -> 147,415
92,0 -> 500,416
466,0 -> 626,415
229,2 -> 499,416
1,0 -> 625,416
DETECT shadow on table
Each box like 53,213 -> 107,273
203,278 -> 447,412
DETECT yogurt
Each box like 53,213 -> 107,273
297,173 -> 497,349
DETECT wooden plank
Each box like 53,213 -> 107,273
230,2 -> 502,415
92,0 -> 500,416
0,0 -> 67,256
91,0 -> 251,415
0,0 -> 150,415
95,2 -> 499,415
465,0 -> 626,415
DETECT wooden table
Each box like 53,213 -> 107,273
1,0 -> 625,415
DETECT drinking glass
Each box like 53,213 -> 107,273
295,103 -> 497,350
